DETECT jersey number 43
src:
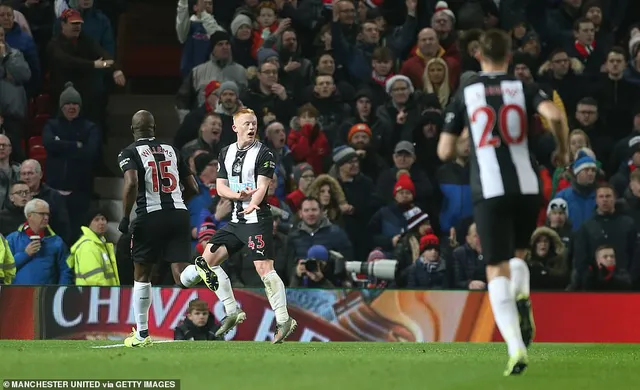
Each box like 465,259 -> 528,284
148,161 -> 178,193
471,104 -> 527,148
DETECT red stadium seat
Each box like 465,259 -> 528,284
35,94 -> 51,115
29,144 -> 46,159
28,136 -> 42,149
28,114 -> 50,137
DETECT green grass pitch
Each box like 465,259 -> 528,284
0,341 -> 639,390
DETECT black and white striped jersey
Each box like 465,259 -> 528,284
118,138 -> 190,215
218,140 -> 276,224
443,72 -> 549,202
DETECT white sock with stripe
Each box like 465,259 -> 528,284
509,258 -> 531,298
179,265 -> 201,288
488,276 -> 526,357
262,270 -> 289,324
211,266 -> 239,315
132,281 -> 152,340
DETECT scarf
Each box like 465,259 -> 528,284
372,71 -> 395,87
574,40 -> 595,59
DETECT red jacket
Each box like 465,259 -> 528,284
287,123 -> 329,174
400,47 -> 461,90
537,167 -> 553,226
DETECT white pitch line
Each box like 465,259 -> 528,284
91,340 -> 185,349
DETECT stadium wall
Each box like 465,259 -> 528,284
0,286 -> 638,343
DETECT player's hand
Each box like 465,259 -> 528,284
118,217 -> 130,234
239,203 -> 260,215
468,280 -> 486,290
237,187 -> 258,201
551,150 -> 570,167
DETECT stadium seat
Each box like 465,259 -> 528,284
29,144 -> 46,159
29,114 -> 50,137
35,94 -> 51,115
28,136 -> 42,149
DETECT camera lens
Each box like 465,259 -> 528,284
305,259 -> 317,272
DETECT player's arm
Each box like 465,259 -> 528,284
176,149 -> 199,203
117,149 -> 138,233
241,148 -> 276,214
530,86 -> 569,160
214,152 -> 242,200
438,97 -> 465,161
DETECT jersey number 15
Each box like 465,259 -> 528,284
471,104 -> 527,148
148,161 -> 177,193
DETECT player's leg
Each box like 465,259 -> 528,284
125,221 -> 156,347
510,195 -> 542,348
474,197 -> 528,375
255,259 -> 297,343
128,262 -> 154,345
194,226 -> 247,335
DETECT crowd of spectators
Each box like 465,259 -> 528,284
1,0 -> 640,293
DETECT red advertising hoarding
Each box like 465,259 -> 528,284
0,286 -> 639,343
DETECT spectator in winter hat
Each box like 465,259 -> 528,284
554,150 -> 598,231
545,198 -> 572,245
376,141 -> 434,207
285,163 -> 315,213
43,82 -> 100,239
431,2 -> 457,51
174,80 -> 220,149
175,29 -> 247,122
368,173 -> 418,252
257,47 -> 280,67
67,208 -> 119,286
290,244 -> 335,288
346,123 -> 387,183
230,12 -> 255,69
407,232 -> 448,289
332,145 -> 378,262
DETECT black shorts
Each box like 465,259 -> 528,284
131,209 -> 191,264
208,217 -> 274,262
473,194 -> 541,265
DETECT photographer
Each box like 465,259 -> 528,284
290,245 -> 334,288
174,299 -> 223,341
286,197 -> 353,285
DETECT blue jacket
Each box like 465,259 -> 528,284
4,23 -> 40,93
42,117 -> 101,193
554,186 -> 596,231
8,225 -> 72,285
368,204 -> 408,252
54,8 -> 115,56
188,179 -> 212,245
180,21 -> 211,78
436,162 -> 473,232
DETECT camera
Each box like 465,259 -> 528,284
302,259 -> 319,272
345,259 -> 398,281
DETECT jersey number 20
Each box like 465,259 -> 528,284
471,104 -> 527,148
148,161 -> 177,193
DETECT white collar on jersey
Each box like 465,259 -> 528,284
479,71 -> 507,76
236,140 -> 257,151
137,137 -> 156,141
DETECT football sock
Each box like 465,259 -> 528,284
488,277 -> 526,357
262,270 -> 290,324
509,258 -> 531,298
132,281 -> 152,340
211,266 -> 239,315
179,265 -> 201,288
